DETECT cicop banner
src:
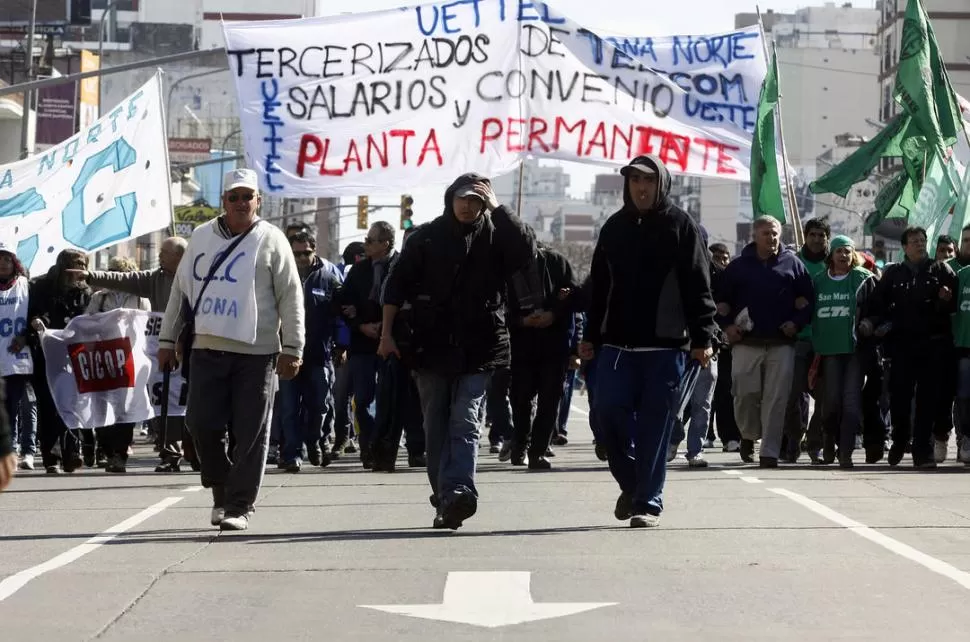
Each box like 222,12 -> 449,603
0,73 -> 173,275
40,309 -> 186,430
222,0 -> 765,196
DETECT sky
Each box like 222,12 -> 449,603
315,0 -> 879,246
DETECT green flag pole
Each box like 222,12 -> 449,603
770,40 -> 804,246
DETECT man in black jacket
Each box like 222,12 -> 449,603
507,244 -> 580,470
864,226 -> 957,468
338,221 -> 398,469
579,154 -> 717,528
379,173 -> 535,530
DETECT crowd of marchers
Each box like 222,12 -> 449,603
3,161 -> 970,531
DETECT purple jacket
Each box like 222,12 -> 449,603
718,243 -> 815,344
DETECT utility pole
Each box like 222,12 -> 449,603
19,0 -> 37,159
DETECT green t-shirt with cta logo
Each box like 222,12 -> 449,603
810,267 -> 873,356
797,250 -> 827,341
953,266 -> 970,348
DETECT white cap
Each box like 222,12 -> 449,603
223,168 -> 259,193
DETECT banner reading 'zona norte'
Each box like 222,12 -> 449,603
223,0 -> 767,196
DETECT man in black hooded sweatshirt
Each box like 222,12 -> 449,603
379,173 -> 535,530
580,155 -> 717,528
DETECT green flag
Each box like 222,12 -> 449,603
749,50 -> 786,224
948,163 -> 970,239
909,149 -> 960,241
810,114 -> 915,197
867,171 -> 918,233
893,0 -> 963,158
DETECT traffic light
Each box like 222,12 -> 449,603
356,195 -> 369,230
400,194 -> 414,230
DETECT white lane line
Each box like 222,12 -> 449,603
0,496 -> 183,602
182,486 -> 204,493
740,477 -> 763,484
722,470 -> 744,476
770,487 -> 970,591
569,405 -> 589,417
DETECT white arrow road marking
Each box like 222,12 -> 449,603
360,571 -> 616,628
0,496 -> 183,602
770,487 -> 970,590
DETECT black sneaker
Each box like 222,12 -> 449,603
439,492 -> 477,530
740,439 -> 755,463
544,447 -> 556,458
551,435 -> 568,447
489,442 -> 502,454
285,459 -> 302,473
318,451 -> 333,468
865,447 -> 884,464
408,453 -> 427,468
511,451 -> 528,466
105,456 -> 127,474
308,448 -> 323,467
888,443 -> 905,467
528,457 -> 552,471
614,491 -> 633,521
63,456 -> 82,473
595,443 -> 608,462
759,456 -> 778,469
330,439 -> 346,459
155,460 -> 182,473
822,439 -> 837,465
429,494 -> 440,509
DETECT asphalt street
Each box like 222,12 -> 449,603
2,396 -> 970,641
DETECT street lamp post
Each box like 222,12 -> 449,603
18,0 -> 37,159
96,0 -> 116,118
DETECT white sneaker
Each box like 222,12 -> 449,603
220,514 -> 250,531
702,439 -> 715,449
934,439 -> 948,463
666,443 -> 678,463
19,454 -> 35,471
210,507 -> 225,526
687,454 -> 709,468
855,435 -> 864,450
630,514 -> 660,528
724,440 -> 741,453
959,439 -> 970,465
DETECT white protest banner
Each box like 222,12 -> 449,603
0,73 -> 173,275
222,0 -> 766,197
40,309 -> 185,430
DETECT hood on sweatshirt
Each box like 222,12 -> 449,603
443,172 -> 491,219
620,154 -> 672,214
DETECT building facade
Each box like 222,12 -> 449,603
702,3 -> 881,249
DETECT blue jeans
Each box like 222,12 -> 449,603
558,369 -> 577,436
5,375 -> 36,456
595,347 -> 686,517
280,363 -> 334,464
349,354 -> 379,452
486,367 -> 512,445
670,359 -> 718,458
413,370 -> 490,499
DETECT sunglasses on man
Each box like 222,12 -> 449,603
227,192 -> 256,203
293,250 -> 314,258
